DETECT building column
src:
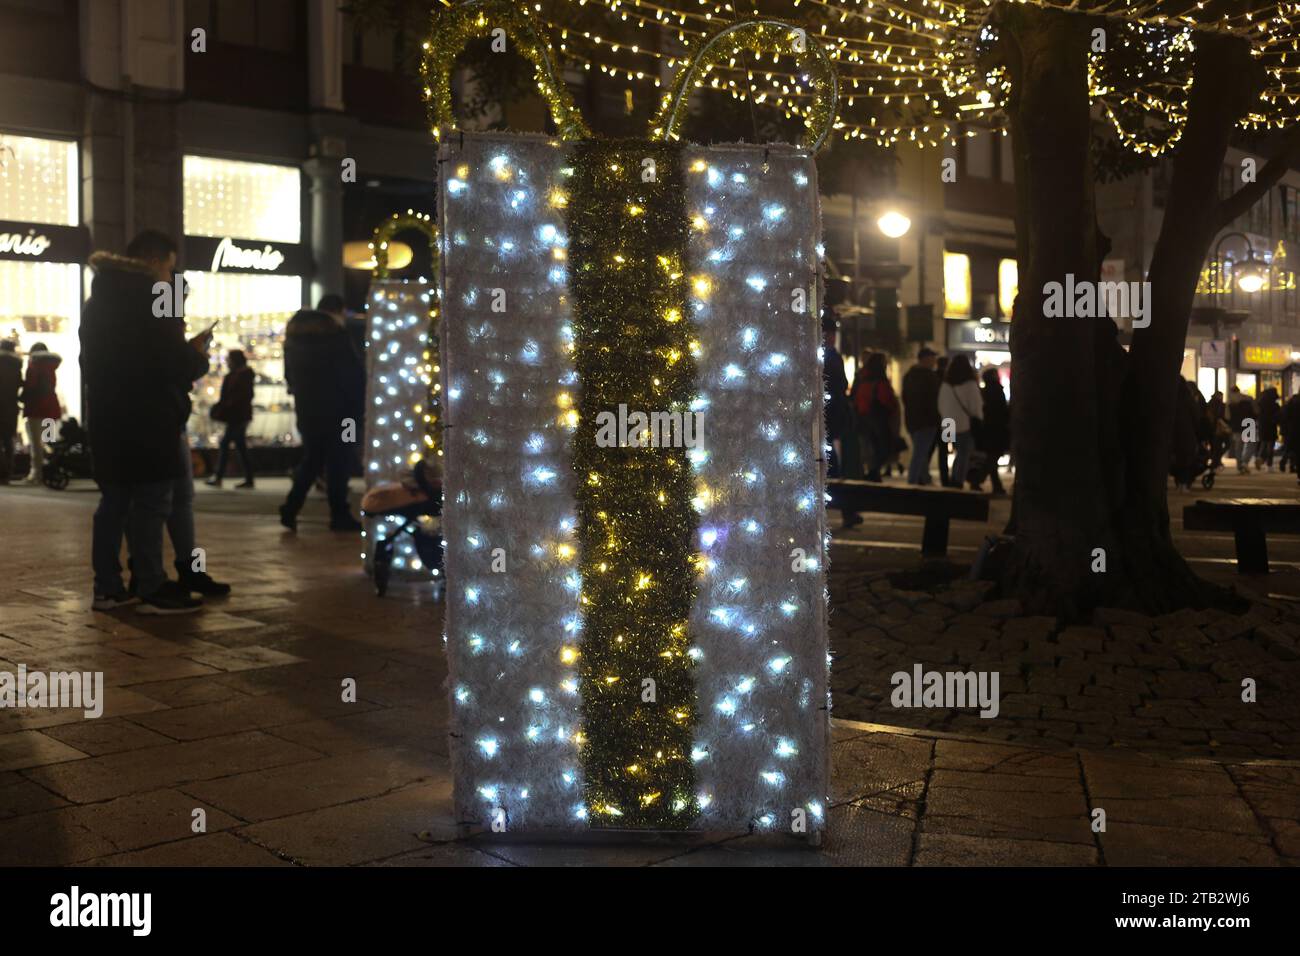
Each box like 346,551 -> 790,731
304,155 -> 345,306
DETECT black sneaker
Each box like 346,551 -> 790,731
235,478 -> 255,489
330,513 -> 363,532
178,570 -> 232,597
92,590 -> 139,611
137,581 -> 204,615
279,503 -> 297,531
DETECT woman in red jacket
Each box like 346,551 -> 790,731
851,351 -> 900,483
205,349 -> 256,488
21,342 -> 62,484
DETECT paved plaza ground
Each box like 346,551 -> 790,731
1,467 -> 1299,866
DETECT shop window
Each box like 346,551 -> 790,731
998,258 -> 1018,319
943,251 -> 970,319
0,133 -> 77,226
183,155 -> 300,244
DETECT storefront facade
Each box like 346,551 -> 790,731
0,131 -> 87,422
180,155 -> 309,448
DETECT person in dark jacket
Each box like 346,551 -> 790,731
1170,378 -> 1201,491
20,341 -> 62,483
1281,393 -> 1300,480
1257,386 -> 1280,470
205,349 -> 256,488
969,367 -> 1010,495
80,231 -> 209,614
931,355 -> 951,486
900,347 -> 940,485
279,294 -> 366,531
0,340 -> 20,483
822,312 -> 862,529
1228,385 -> 1258,472
852,351 -> 899,483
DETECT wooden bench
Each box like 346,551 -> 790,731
1182,498 -> 1300,574
826,480 -> 991,557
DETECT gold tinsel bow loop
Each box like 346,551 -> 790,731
421,0 -> 591,141
650,19 -> 839,153
370,211 -> 438,281
422,2 -> 839,153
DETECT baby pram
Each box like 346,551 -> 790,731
42,417 -> 94,490
360,458 -> 443,596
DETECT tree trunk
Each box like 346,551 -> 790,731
999,5 -> 1115,617
996,10 -> 1254,617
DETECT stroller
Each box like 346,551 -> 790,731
360,458 -> 444,596
41,417 -> 94,490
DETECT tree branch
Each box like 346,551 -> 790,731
1214,128 -> 1300,231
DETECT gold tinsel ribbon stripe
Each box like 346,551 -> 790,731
566,140 -> 700,829
370,212 -> 442,458
421,0 -> 591,142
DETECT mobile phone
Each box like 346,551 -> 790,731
203,320 -> 219,336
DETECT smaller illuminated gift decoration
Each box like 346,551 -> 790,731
431,0 -> 836,836
361,211 -> 441,579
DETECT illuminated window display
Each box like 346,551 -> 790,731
181,155 -> 307,447
0,133 -> 85,423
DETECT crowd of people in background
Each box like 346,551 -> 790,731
1173,377 -> 1300,489
823,313 -> 1013,516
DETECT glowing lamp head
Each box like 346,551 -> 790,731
877,210 -> 912,239
1234,256 -> 1267,294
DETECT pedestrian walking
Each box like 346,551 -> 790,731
80,230 -> 208,614
901,347 -> 940,486
279,293 -> 367,532
20,341 -> 61,483
969,367 -> 1010,495
0,340 -> 20,484
1228,385 -> 1257,472
852,351 -> 900,483
205,349 -> 256,488
822,313 -> 862,529
1258,386 -> 1280,471
1281,393 -> 1300,479
938,354 -> 982,489
932,355 -> 951,485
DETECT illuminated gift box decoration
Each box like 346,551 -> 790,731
431,2 -> 837,835
362,213 -> 441,580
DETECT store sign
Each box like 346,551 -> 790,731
947,319 -> 1010,350
0,219 -> 89,264
183,235 -> 307,275
1241,344 -> 1291,369
1199,339 -> 1227,369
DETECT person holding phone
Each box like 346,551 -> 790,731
162,312 -> 232,598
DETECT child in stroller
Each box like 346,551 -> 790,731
41,417 -> 94,490
360,457 -> 443,596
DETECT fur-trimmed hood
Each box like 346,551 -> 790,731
88,250 -> 156,276
27,350 -> 62,366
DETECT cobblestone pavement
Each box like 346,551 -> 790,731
0,476 -> 1297,865
828,570 -> 1300,761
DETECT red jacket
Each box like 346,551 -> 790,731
22,351 -> 62,421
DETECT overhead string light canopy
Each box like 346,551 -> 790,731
528,0 -> 1300,152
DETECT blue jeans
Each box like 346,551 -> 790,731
93,480 -> 173,597
908,427 -> 936,485
167,432 -> 197,574
949,432 -> 973,488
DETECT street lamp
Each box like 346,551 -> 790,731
1213,231 -> 1268,294
877,209 -> 912,239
